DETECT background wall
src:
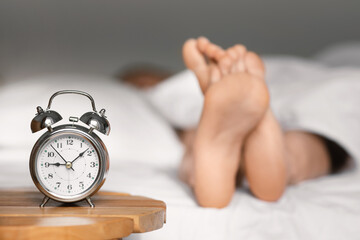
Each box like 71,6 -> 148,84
0,0 -> 360,80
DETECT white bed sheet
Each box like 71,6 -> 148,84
1,43 -> 360,239
1,157 -> 360,240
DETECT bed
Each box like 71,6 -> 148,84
1,43 -> 360,240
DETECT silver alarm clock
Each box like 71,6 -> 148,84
29,90 -> 110,208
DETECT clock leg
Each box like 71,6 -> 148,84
86,197 -> 95,208
39,196 -> 50,208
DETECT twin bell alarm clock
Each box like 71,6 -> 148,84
29,90 -> 110,208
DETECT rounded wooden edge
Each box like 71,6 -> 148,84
97,191 -> 130,196
0,216 -> 133,240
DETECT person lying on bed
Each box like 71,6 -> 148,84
121,37 -> 350,208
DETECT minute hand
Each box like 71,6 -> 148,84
50,145 -> 75,171
71,148 -> 89,164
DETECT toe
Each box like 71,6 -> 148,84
209,64 -> 222,84
219,55 -> 233,75
198,37 -> 225,62
183,39 -> 207,70
213,48 -> 226,62
245,51 -> 265,79
183,38 -> 210,92
226,46 -> 240,73
197,37 -> 210,52
204,43 -> 224,61
235,44 -> 247,56
227,46 -> 238,61
234,44 -> 247,72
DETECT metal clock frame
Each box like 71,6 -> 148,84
29,124 -> 109,208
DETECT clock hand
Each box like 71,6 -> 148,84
50,145 -> 75,171
71,148 -> 89,164
49,162 -> 66,167
50,145 -> 67,163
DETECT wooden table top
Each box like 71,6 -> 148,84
0,189 -> 166,240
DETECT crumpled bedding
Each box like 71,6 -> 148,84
145,54 -> 360,166
1,42 -> 360,240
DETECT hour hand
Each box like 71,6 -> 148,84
50,144 -> 74,171
49,162 -> 66,167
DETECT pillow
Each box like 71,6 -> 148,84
144,70 -> 203,129
0,74 -> 183,167
314,41 -> 360,68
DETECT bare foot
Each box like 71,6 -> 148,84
182,37 -> 269,207
178,129 -> 197,187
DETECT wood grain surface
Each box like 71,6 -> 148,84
0,189 -> 166,240
0,216 -> 133,240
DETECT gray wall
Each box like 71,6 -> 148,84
1,0 -> 360,80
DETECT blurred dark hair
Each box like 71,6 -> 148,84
114,63 -> 172,89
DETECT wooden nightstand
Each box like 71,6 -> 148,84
0,190 -> 166,240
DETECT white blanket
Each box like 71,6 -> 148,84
145,56 -> 360,166
1,43 -> 360,240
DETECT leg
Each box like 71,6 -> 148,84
179,114 -> 332,202
183,38 -> 269,208
86,197 -> 95,208
182,37 -> 332,207
39,196 -> 50,208
284,131 -> 331,184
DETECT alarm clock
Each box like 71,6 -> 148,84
29,90 -> 110,208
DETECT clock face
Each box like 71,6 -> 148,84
35,133 -> 100,199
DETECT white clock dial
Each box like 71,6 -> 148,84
35,134 -> 100,197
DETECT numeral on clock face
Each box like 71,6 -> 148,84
37,134 -> 100,197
